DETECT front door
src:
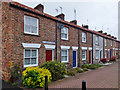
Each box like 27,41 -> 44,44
100,51 -> 102,59
89,51 -> 91,64
73,51 -> 77,68
46,50 -> 52,62
110,50 -> 112,58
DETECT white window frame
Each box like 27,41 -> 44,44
82,50 -> 86,60
61,27 -> 69,40
61,49 -> 69,63
96,36 -> 99,45
96,50 -> 99,59
24,15 -> 39,35
111,40 -> 112,46
24,49 -> 38,67
82,32 -> 86,43
105,39 -> 107,46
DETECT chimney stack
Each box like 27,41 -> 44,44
70,20 -> 77,25
103,32 -> 107,35
56,13 -> 65,20
98,30 -> 103,33
107,34 -> 111,37
82,24 -> 89,29
111,36 -> 114,38
114,37 -> 117,39
34,4 -> 44,13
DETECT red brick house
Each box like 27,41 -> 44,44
0,1 -> 119,80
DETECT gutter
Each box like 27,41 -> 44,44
55,21 -> 57,60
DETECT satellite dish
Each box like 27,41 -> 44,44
58,24 -> 64,29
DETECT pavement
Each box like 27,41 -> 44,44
48,63 -> 118,89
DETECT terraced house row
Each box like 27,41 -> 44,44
0,1 -> 120,80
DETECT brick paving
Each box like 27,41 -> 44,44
48,63 -> 118,89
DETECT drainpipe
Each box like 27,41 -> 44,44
103,38 -> 104,58
55,21 -> 58,61
92,34 -> 93,64
78,29 -> 81,67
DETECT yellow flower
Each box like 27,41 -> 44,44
9,62 -> 13,67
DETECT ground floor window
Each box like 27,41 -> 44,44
61,50 -> 68,62
82,50 -> 86,60
24,49 -> 38,67
96,50 -> 99,59
105,50 -> 107,58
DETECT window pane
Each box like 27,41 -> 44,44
25,50 -> 30,57
31,58 -> 36,64
24,58 -> 30,65
62,56 -> 65,61
32,50 -> 37,57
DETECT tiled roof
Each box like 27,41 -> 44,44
10,1 -> 119,42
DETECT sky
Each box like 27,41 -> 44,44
13,0 -> 119,39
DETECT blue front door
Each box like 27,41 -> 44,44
73,51 -> 77,67
110,50 -> 112,58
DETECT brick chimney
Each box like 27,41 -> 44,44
114,37 -> 117,39
82,24 -> 89,29
103,32 -> 107,35
111,36 -> 114,38
56,13 -> 65,20
34,4 -> 44,13
107,34 -> 111,37
98,30 -> 103,33
70,20 -> 77,25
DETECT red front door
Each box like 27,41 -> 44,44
46,50 -> 52,62
89,51 -> 91,64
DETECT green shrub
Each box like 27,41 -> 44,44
67,69 -> 76,76
83,68 -> 88,71
96,65 -> 104,68
8,62 -> 21,83
89,65 -> 96,69
76,68 -> 84,73
81,64 -> 89,68
40,61 -> 67,81
22,66 -> 52,88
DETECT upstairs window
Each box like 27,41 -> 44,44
115,41 -> 116,47
82,32 -> 86,42
96,36 -> 99,45
24,15 -> 39,35
105,39 -> 107,46
61,27 -> 68,40
111,40 -> 112,46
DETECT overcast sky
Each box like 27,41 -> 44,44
14,0 -> 119,39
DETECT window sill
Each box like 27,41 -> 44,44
61,61 -> 69,63
82,59 -> 86,61
61,38 -> 69,41
24,64 -> 38,68
24,33 -> 40,37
